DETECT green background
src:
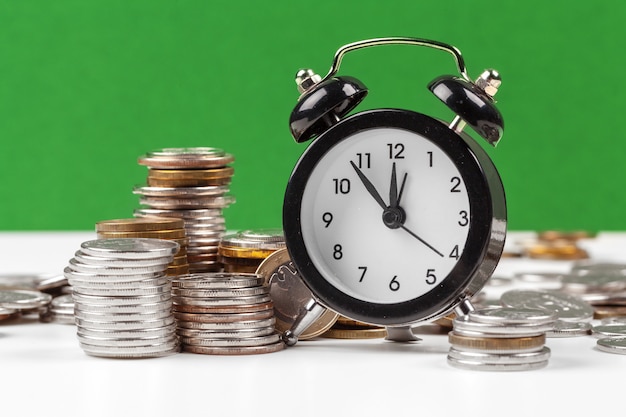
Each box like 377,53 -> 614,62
1,0 -> 624,232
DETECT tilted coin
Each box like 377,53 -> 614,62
0,290 -> 52,310
257,248 -> 338,340
500,289 -> 594,322
80,238 -> 180,259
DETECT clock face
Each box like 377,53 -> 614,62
300,127 -> 470,304
284,109 -> 505,325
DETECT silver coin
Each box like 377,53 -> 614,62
571,261 -> 626,275
72,292 -> 171,306
80,238 -> 180,259
177,317 -> 276,331
77,332 -> 178,347
78,340 -> 180,358
596,337 -> 626,355
176,325 -> 276,339
180,332 -> 280,347
184,229 -> 224,238
500,289 -> 594,322
601,316 -> 626,325
171,286 -> 268,298
64,267 -> 167,283
51,294 -> 74,309
452,314 -> 554,336
546,320 -> 592,338
514,272 -> 567,284
73,250 -> 172,268
134,208 -> 223,220
133,185 -> 230,198
448,346 -> 551,365
172,274 -> 264,289
560,273 -> 626,294
68,258 -> 169,275
73,300 -> 172,314
145,147 -> 226,157
447,356 -> 549,371
75,315 -> 175,331
220,230 -> 285,250
139,195 -> 235,209
468,307 -> 557,326
68,275 -> 170,290
577,291 -> 626,306
36,274 -> 69,291
0,273 -> 66,291
0,290 -> 52,310
172,294 -> 271,307
72,282 -> 172,297
74,308 -> 173,322
77,322 -> 177,339
591,324 -> 626,338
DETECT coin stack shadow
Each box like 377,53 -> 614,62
171,272 -> 285,355
134,147 -> 235,273
447,307 -> 556,371
65,238 -> 180,358
96,217 -> 190,277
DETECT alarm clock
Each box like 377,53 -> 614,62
282,37 -> 506,332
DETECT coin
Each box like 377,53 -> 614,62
591,323 -> 626,338
138,147 -> 234,169
594,306 -> 626,319
96,217 -> 184,232
80,238 -> 180,259
148,167 -> 234,180
468,307 -> 557,326
0,290 -> 52,310
452,314 -> 553,337
257,248 -> 338,340
79,341 -> 180,358
447,356 -> 549,372
500,289 -> 594,322
596,337 -> 626,355
321,325 -> 388,339
0,307 -> 17,321
182,341 -> 284,355
174,310 -> 274,324
180,332 -> 280,347
448,332 -> 546,354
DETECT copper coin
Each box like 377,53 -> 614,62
173,301 -> 274,314
174,309 -> 274,324
182,341 -> 284,355
96,217 -> 185,232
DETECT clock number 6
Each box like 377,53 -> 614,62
389,275 -> 400,291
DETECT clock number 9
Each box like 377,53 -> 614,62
322,212 -> 333,228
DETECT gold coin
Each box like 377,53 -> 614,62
321,326 -> 388,339
223,264 -> 259,274
148,167 -> 234,180
526,242 -> 588,260
219,255 -> 264,267
335,316 -> 379,329
448,332 -> 546,352
433,313 -> 456,329
593,306 -> 626,319
167,264 -> 190,276
538,230 -> 594,242
96,217 -> 184,232
218,246 -> 277,259
97,229 -> 187,239
170,255 -> 189,266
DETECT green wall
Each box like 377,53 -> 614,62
1,0 -> 624,232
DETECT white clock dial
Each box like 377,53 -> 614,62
300,127 -> 470,304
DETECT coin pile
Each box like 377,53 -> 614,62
447,307 -> 556,371
96,217 -> 189,276
522,230 -> 591,260
592,318 -> 626,355
134,147 -> 235,273
64,238 -> 180,358
218,229 -> 286,273
171,272 -> 284,355
0,273 -> 69,296
0,289 -> 52,319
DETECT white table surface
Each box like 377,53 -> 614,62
1,231 -> 625,417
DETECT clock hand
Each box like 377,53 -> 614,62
389,162 -> 398,208
400,224 -> 444,257
350,161 -> 387,211
396,172 -> 408,207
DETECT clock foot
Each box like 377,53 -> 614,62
385,325 -> 422,342
281,298 -> 327,346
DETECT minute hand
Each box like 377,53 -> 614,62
350,161 -> 387,210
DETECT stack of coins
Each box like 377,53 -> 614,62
64,238 -> 180,358
96,217 -> 189,276
447,307 -> 556,371
218,229 -> 286,273
0,289 -> 52,318
523,230 -> 592,260
171,272 -> 284,355
134,147 -> 235,273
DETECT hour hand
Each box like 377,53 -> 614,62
350,161 -> 387,211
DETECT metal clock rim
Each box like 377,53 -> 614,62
283,109 -> 506,326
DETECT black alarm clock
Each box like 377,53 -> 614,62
282,37 -> 506,333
